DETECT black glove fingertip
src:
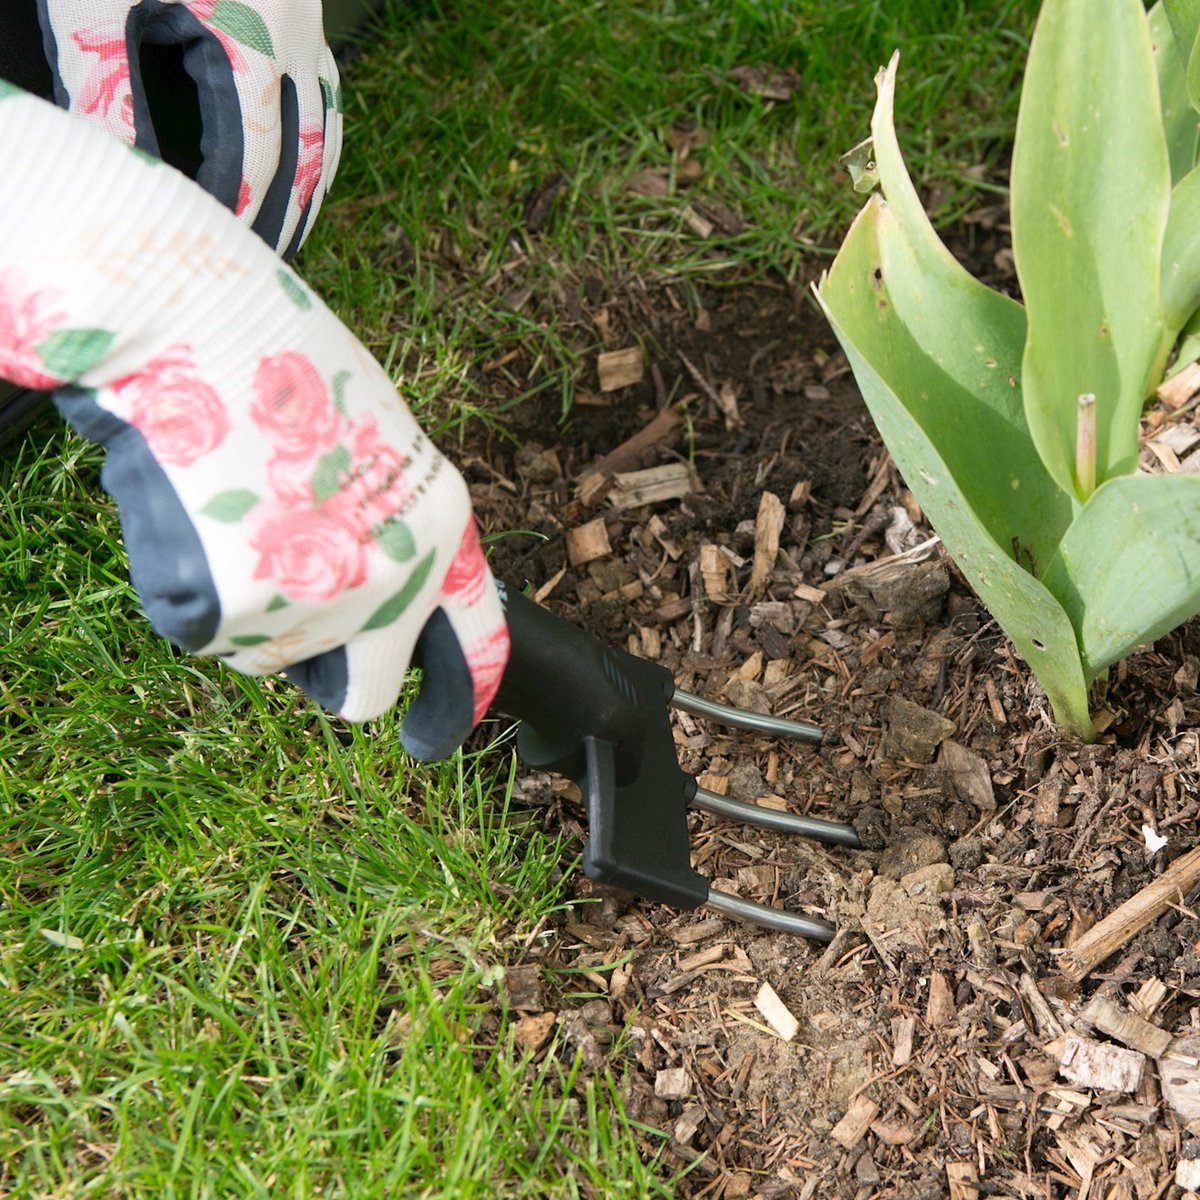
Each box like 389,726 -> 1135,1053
400,608 -> 475,761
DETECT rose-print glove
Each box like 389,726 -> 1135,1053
35,0 -> 342,258
0,86 -> 508,760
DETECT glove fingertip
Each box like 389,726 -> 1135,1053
399,609 -> 475,761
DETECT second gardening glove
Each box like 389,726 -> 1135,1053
0,86 -> 508,758
34,0 -> 342,256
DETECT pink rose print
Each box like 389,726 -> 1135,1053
465,625 -> 510,722
251,506 -> 367,602
441,520 -> 489,607
0,272 -> 66,390
250,352 -> 340,459
71,28 -> 135,142
323,417 -> 415,537
113,348 -> 229,467
293,126 -> 326,212
235,179 -> 252,217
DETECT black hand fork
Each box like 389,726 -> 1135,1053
491,583 -> 861,941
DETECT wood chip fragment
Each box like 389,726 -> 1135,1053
699,543 -> 729,599
830,1095 -> 879,1149
1059,1034 -> 1145,1093
892,1016 -> 916,1066
512,1011 -> 557,1052
680,204 -> 714,238
565,517 -> 612,566
597,346 -> 644,392
749,492 -> 785,595
946,1162 -> 980,1200
1082,995 -> 1172,1058
1059,846 -> 1200,981
608,463 -> 699,510
754,982 -> 799,1042
1160,1036 -> 1200,1120
939,739 -> 996,811
926,971 -> 955,1028
654,1067 -> 692,1100
1157,358 -> 1200,408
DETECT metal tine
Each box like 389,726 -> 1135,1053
706,889 -> 835,941
671,689 -> 823,743
693,787 -> 862,849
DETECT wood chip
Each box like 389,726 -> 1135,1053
927,971 -> 955,1028
699,543 -> 729,599
1160,1036 -> 1200,1120
939,739 -> 996,811
946,1162 -> 980,1200
654,1067 -> 692,1100
1157,359 -> 1200,408
512,1011 -> 557,1052
754,982 -> 799,1042
830,1095 -> 879,1149
607,462 -> 699,509
1082,995 -> 1172,1058
1059,1034 -> 1146,1093
565,517 -> 612,566
1059,846 -> 1200,981
589,408 -> 683,480
749,491 -> 785,595
597,346 -> 645,392
1130,978 -> 1169,1019
892,1016 -> 916,1066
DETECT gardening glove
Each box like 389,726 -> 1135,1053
34,0 -> 342,257
0,87 -> 509,759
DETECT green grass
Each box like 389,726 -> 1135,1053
2,0 -> 1038,1194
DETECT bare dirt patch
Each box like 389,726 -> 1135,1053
465,255 -> 1200,1197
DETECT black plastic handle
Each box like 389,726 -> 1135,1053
492,583 -> 708,909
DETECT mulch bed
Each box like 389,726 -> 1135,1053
460,242 -> 1200,1197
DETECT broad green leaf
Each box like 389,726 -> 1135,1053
1164,0 -> 1200,110
35,328 -> 114,381
1163,166 -> 1200,335
361,550 -> 436,632
200,489 -> 259,523
1012,0 -> 1170,497
1042,473 -> 1200,677
817,200 -> 1093,738
1150,1 -> 1199,182
206,1 -> 275,56
863,55 -> 1074,570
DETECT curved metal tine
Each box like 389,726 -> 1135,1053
693,786 -> 862,849
671,688 -> 822,743
706,888 -> 836,942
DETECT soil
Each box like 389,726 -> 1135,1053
460,239 -> 1200,1196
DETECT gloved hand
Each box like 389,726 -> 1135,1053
0,85 -> 508,759
35,0 -> 342,257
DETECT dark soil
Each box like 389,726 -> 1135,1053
463,245 -> 1200,1196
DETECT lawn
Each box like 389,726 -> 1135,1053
1,1 -> 1038,1194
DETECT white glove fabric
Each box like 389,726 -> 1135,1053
36,0 -> 342,256
0,86 -> 509,758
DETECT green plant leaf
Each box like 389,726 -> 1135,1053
206,1 -> 275,55
200,489 -> 259,522
375,519 -> 416,562
1150,1 -> 1199,182
817,198 -> 1093,739
1163,166 -> 1200,337
1164,0 -> 1200,109
361,550 -> 436,632
861,54 -> 1074,571
1011,0 -> 1170,497
35,328 -> 114,381
1042,473 -> 1200,677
